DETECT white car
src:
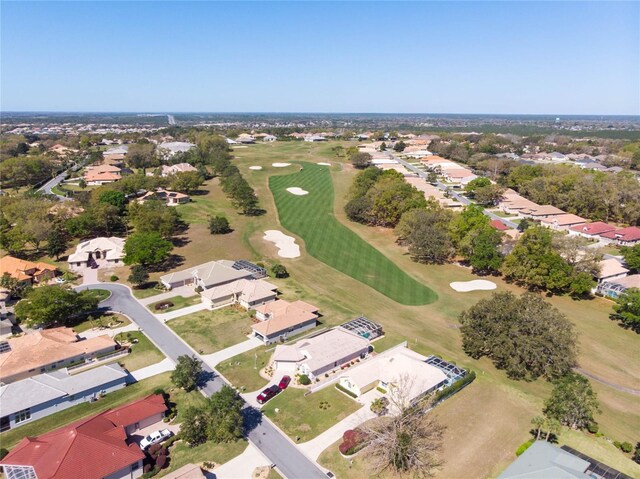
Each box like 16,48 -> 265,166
54,277 -> 66,284
139,429 -> 173,450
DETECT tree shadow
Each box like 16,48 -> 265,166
151,254 -> 185,273
242,406 -> 264,435
244,208 -> 266,217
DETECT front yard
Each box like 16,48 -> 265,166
114,331 -> 165,371
216,347 -> 273,392
148,295 -> 201,313
69,312 -> 130,333
159,439 -> 248,477
168,306 -> 253,355
261,387 -> 363,443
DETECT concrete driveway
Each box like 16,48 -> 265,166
212,443 -> 273,479
202,337 -> 263,370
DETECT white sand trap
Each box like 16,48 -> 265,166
317,162 -> 331,166
272,162 -> 291,167
233,146 -> 248,149
249,166 -> 263,170
263,230 -> 300,258
450,280 -> 497,292
286,187 -> 309,196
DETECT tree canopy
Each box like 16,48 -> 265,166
171,355 -> 203,392
15,285 -> 100,328
543,373 -> 600,430
123,231 -> 173,266
610,288 -> 640,333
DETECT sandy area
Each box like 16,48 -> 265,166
233,146 -> 248,149
286,187 -> 309,196
317,162 -> 331,166
272,162 -> 291,167
263,230 -> 300,258
249,166 -> 263,170
450,280 -> 497,292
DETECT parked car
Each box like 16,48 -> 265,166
256,385 -> 281,404
139,429 -> 173,450
54,277 -> 66,284
278,375 -> 291,390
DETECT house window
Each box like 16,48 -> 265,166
14,408 -> 31,424
1,416 -> 10,432
131,461 -> 140,472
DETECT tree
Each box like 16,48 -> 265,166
97,190 -> 127,213
366,175 -> 427,227
345,196 -> 373,224
545,418 -> 561,442
610,288 -> 640,332
0,273 -> 30,299
379,142 -> 387,151
466,224 -> 503,273
128,200 -> 180,238
464,177 -> 491,197
124,232 -> 173,266
517,217 -> 532,232
393,141 -> 406,152
208,215 -> 231,235
543,373 -> 600,430
449,205 -> 489,249
621,244 -> 640,271
46,227 -> 69,260
127,142 -> 157,169
531,416 -> 545,440
171,355 -> 203,392
408,220 -> 455,264
128,265 -> 149,288
473,184 -> 505,206
349,152 -> 373,169
180,406 -> 208,446
205,385 -> 245,442
271,263 -> 289,278
459,291 -> 577,381
370,397 -> 388,416
170,171 -> 204,194
78,178 -> 87,190
14,285 -> 99,328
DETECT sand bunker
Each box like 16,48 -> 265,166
272,162 -> 291,167
286,187 -> 309,196
317,162 -> 331,166
450,280 -> 497,292
263,230 -> 300,258
249,166 -> 263,170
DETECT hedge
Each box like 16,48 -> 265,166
433,370 -> 476,403
336,384 -> 358,399
516,439 -> 535,456
298,374 -> 311,385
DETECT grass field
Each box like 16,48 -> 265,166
159,439 -> 248,477
147,294 -> 202,313
69,311 -> 130,333
269,163 -> 437,305
168,306 -> 253,355
114,331 -> 165,371
216,347 -> 273,392
262,387 -> 363,442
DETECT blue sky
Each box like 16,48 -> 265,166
1,1 -> 638,114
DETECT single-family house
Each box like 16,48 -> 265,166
83,164 -> 123,185
137,188 -> 190,206
599,226 -> 640,246
338,346 -> 447,404
569,221 -> 618,240
67,237 -> 125,270
0,327 -> 118,384
0,363 -> 128,432
160,260 -> 257,290
158,141 -> 196,158
271,328 -> 370,378
596,259 -> 628,284
252,300 -> 319,344
304,135 -> 327,142
498,189 -> 540,215
519,204 -> 566,219
263,135 -> 277,142
200,278 -> 278,310
441,168 -> 477,185
0,256 -> 58,285
236,134 -> 256,144
540,213 -> 586,231
404,177 -> 462,209
0,394 -> 167,479
160,163 -> 198,177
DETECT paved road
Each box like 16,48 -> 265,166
77,283 -> 328,479
38,170 -> 71,201
391,154 -> 519,229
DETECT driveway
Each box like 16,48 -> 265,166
202,337 -> 263,369
212,443 -> 273,479
138,286 -> 198,305
129,357 -> 175,382
76,283 -> 328,479
80,266 -> 99,285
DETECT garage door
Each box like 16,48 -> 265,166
275,361 -> 297,373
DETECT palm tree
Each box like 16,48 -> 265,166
531,416 -> 545,440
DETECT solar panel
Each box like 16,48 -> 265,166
560,446 -> 633,479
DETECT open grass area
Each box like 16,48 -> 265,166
87,288 -> 111,302
0,373 -> 172,449
168,306 -> 253,355
269,163 -> 437,305
262,387 -> 363,442
114,331 -> 165,371
69,311 -> 130,333
131,281 -> 163,299
216,347 -> 273,392
159,439 -> 248,477
148,294 -> 202,313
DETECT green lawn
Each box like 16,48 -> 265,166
216,347 -> 272,392
269,163 -> 437,305
168,307 -> 253,355
148,295 -> 201,313
159,439 -> 248,477
262,387 -> 363,442
69,312 -> 130,333
87,288 -> 111,302
114,331 -> 165,371
131,281 -> 163,299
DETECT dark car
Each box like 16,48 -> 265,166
257,385 -> 281,404
278,375 -> 291,390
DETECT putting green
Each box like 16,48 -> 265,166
269,163 -> 437,305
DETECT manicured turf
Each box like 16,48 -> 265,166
114,331 -> 165,371
269,163 -> 437,305
147,294 -> 202,313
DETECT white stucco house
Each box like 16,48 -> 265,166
67,237 -> 125,270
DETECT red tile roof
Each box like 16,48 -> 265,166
569,221 -> 617,236
490,219 -> 510,231
600,226 -> 640,242
0,413 -> 144,479
103,394 -> 167,427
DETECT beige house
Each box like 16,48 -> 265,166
200,278 -> 277,310
160,163 -> 198,177
252,300 -> 319,345
0,256 -> 58,286
596,258 -> 629,284
540,213 -> 586,231
519,204 -> 566,219
84,164 -> 122,185
137,188 -> 190,206
68,237 -> 125,270
160,260 -> 255,290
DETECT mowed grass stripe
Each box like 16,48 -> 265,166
269,163 -> 437,305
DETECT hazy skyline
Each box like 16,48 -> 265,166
2,1 -> 638,115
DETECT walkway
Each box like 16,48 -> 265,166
202,337 -> 263,370
156,302 -> 208,322
576,367 -> 640,397
138,286 -> 198,305
212,443 -> 273,479
80,266 -> 99,285
129,357 -> 176,382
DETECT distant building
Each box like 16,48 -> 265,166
540,213 -> 586,231
83,164 -> 123,185
569,221 -> 618,240
263,135 -> 277,142
158,141 -> 196,158
600,226 -> 640,246
137,188 -> 190,206
160,163 -> 198,177
236,134 -> 255,144
0,256 -> 58,286
304,135 -> 327,142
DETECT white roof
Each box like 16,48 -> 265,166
159,142 -> 195,153
161,260 -> 252,288
598,258 -> 629,279
298,329 -> 370,374
68,237 -> 125,263
104,145 -> 129,155
201,278 -> 277,303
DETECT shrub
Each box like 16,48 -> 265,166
148,443 -> 163,457
208,215 -> 231,235
203,461 -> 215,469
156,454 -> 168,469
516,439 -> 535,456
143,464 -> 153,473
298,374 -> 311,385
376,386 -> 387,394
614,441 -> 622,450
586,422 -> 599,434
0,448 -> 8,460
621,442 -> 633,453
110,275 -> 119,282
336,384 -> 358,399
433,370 -> 476,403
141,467 -> 159,479
339,429 -> 368,455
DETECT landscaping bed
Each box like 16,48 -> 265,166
148,295 -> 201,313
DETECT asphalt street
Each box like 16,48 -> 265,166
77,283 -> 328,479
38,170 -> 71,201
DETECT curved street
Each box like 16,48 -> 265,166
76,283 -> 328,479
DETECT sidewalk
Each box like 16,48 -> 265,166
202,337 -> 263,369
129,357 -> 175,381
138,286 -> 198,305
212,442 -> 272,479
156,303 -> 208,322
